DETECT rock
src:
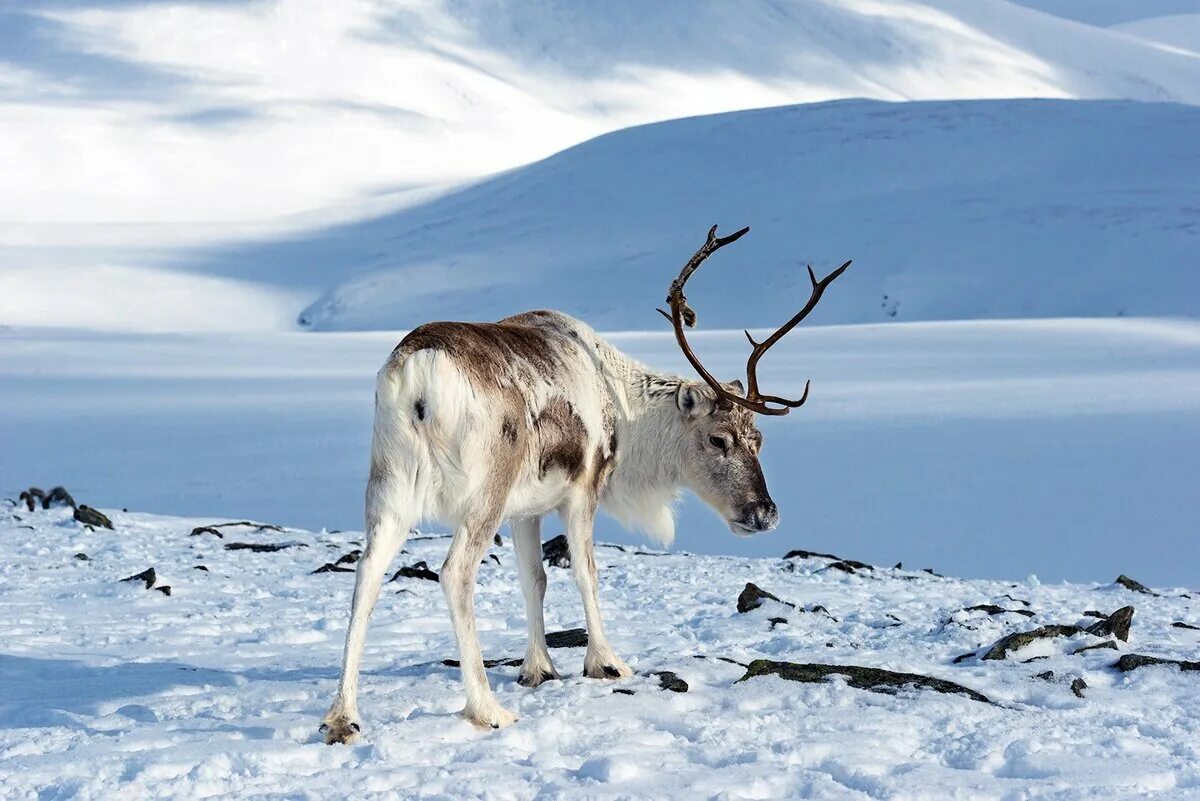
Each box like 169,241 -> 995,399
74,553 -> 89,561
894,562 -> 903,569
1114,574 -> 1157,596
442,657 -> 522,668
1082,610 -> 1108,619
75,505 -> 113,530
191,520 -> 285,538
738,660 -> 990,704
653,671 -> 689,693
194,565 -> 209,572
312,562 -> 354,574
923,568 -> 944,577
737,582 -> 791,613
952,651 -> 977,664
1001,594 -> 1032,606
155,585 -> 171,596
224,541 -> 306,553
486,554 -> 501,566
190,526 -> 223,538
493,533 -> 502,546
19,488 -> 45,511
768,617 -> 788,629
389,560 -> 439,582
545,628 -> 588,648
1072,640 -> 1118,655
1112,654 -> 1200,673
1172,622 -> 1200,631
120,567 -> 156,589
981,625 -> 1085,661
1086,606 -> 1134,642
1035,670 -> 1056,681
963,604 -> 1035,618
42,486 -> 76,509
335,550 -> 361,566
542,534 -> 570,568
783,548 -> 842,561
1022,656 -> 1049,663
1071,678 -> 1087,698
613,688 -> 636,695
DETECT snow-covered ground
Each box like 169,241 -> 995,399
4,317 -> 1198,586
1,504 -> 1197,799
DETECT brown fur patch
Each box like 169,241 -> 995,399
395,320 -> 566,390
534,397 -> 587,480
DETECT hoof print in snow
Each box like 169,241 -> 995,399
1085,606 -> 1134,642
312,562 -> 354,574
737,660 -> 991,704
981,625 -> 1085,661
542,534 -> 570,568
545,628 -> 588,648
737,582 -> 790,613
224,541 -> 305,553
1112,654 -> 1200,673
1072,640 -> 1118,655
74,552 -> 89,561
389,561 -> 439,582
652,671 -> 688,693
1071,678 -> 1088,697
1114,575 -> 1157,596
155,585 -> 171,596
120,567 -> 156,589
75,505 -> 113,530
1172,622 -> 1200,631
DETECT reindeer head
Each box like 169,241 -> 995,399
659,225 -> 850,536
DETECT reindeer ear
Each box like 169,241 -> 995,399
676,384 -> 713,417
726,379 -> 745,396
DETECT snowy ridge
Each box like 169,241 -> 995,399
269,98 -> 1200,332
1,505 -> 1197,798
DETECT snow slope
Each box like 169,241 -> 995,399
1,505 -> 1197,798
227,98 -> 1200,332
5,0 -> 1200,332
3,318 -> 1198,586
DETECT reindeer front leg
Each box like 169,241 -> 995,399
512,516 -> 561,687
563,498 -> 632,679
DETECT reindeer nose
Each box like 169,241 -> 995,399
744,500 -> 779,532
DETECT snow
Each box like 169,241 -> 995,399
4,317 -> 1198,586
1,504 -> 1197,799
1112,14 -> 1200,56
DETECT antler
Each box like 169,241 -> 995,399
658,225 -> 851,416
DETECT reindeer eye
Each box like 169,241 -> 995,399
709,435 -> 728,451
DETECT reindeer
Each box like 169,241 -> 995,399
321,226 -> 850,742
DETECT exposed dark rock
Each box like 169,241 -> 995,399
963,604 -> 1035,618
826,561 -> 862,574
769,617 -> 788,629
1172,622 -> 1200,631
1072,640 -> 1118,655
1001,595 -> 1032,606
952,651 -> 977,664
545,628 -> 588,648
653,671 -> 689,693
224,541 -> 305,553
335,550 -> 361,566
923,568 -> 944,577
389,561 -> 439,582
191,520 -> 285,538
1086,606 -> 1134,642
1035,670 -> 1055,681
1113,654 -> 1200,673
737,582 -> 792,614
1115,575 -> 1157,596
75,505 -> 113,530
493,533 -> 502,547
894,562 -> 903,569
74,553 -> 89,561
613,688 -> 636,695
155,585 -> 171,596
1071,678 -> 1087,698
486,554 -> 501,566
312,562 -> 354,574
691,654 -> 749,667
190,526 -> 223,538
19,488 -> 45,511
1022,656 -> 1050,663
441,657 -> 522,668
120,567 -> 156,589
43,486 -> 76,509
784,548 -> 842,561
738,660 -> 990,704
542,534 -> 570,568
1082,610 -> 1108,619
194,565 -> 208,572
982,625 -> 1085,661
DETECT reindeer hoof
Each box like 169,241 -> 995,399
320,717 -> 361,745
584,653 -> 633,680
464,705 -> 518,730
518,668 -> 560,688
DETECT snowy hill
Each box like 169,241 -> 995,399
220,98 -> 1200,332
1,505 -> 1197,797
